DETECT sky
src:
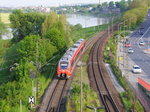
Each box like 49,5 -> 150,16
0,0 -> 121,7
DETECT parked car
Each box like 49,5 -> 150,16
128,48 -> 134,53
125,43 -> 131,47
139,41 -> 145,46
132,65 -> 142,73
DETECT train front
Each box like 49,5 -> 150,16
57,60 -> 71,79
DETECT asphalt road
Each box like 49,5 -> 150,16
127,9 -> 150,78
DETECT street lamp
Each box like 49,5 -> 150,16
86,105 -> 105,112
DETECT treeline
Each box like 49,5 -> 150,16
55,0 -> 131,15
0,10 -> 73,111
122,0 -> 150,28
92,0 -> 131,12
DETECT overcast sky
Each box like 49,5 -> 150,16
0,0 -> 121,7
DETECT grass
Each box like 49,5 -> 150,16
66,46 -> 104,112
0,39 -> 12,83
72,24 -> 109,42
0,13 -> 10,24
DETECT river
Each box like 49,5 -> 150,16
66,14 -> 110,28
2,28 -> 13,40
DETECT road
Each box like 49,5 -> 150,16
123,9 -> 150,111
117,9 -> 150,111
128,9 -> 150,82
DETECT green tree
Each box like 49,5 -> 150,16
42,12 -> 73,48
9,10 -> 46,41
42,12 -> 58,34
44,28 -> 65,50
109,1 -> 115,8
59,14 -> 73,47
122,0 -> 148,28
122,10 -> 137,27
131,8 -> 147,24
115,0 -> 128,12
130,0 -> 148,9
101,2 -> 108,8
17,35 -> 57,68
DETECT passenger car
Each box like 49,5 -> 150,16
128,48 -> 134,53
125,43 -> 131,47
139,41 -> 145,46
132,65 -> 142,73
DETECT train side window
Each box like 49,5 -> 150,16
72,60 -> 74,66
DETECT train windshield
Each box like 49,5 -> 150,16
60,62 -> 68,69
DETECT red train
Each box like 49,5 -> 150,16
138,78 -> 150,97
57,39 -> 86,79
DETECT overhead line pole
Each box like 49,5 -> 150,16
80,62 -> 83,112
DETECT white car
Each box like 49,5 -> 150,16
128,48 -> 134,53
132,65 -> 142,73
139,41 -> 145,46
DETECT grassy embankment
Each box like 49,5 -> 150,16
72,24 -> 108,42
0,39 -> 11,82
104,30 -> 144,111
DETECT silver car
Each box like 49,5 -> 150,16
128,48 -> 134,53
132,65 -> 142,73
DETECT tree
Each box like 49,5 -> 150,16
122,11 -> 137,28
115,0 -> 128,12
130,0 -> 148,9
122,0 -> 148,28
9,10 -> 46,41
42,12 -> 58,35
42,12 -> 73,48
131,8 -> 147,24
109,1 -> 115,8
59,14 -> 73,47
17,35 -> 57,68
44,28 -> 65,50
15,60 -> 37,81
101,2 -> 108,8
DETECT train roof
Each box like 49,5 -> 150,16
59,39 -> 84,62
138,77 -> 150,91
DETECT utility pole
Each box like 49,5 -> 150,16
80,63 -> 83,112
112,17 -> 114,33
36,41 -> 39,70
30,70 -> 35,108
108,26 -> 110,37
20,99 -> 22,112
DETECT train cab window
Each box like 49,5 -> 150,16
75,42 -> 80,44
60,62 -> 68,69
72,45 -> 78,48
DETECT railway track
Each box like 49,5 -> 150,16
88,25 -> 123,112
46,79 -> 67,112
38,26 -> 120,112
